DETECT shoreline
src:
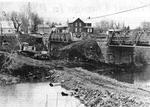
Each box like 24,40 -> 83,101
1,67 -> 150,107
53,67 -> 150,107
0,52 -> 150,106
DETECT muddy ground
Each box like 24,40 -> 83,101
0,52 -> 150,107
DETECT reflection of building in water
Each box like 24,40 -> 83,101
134,65 -> 150,82
110,65 -> 150,90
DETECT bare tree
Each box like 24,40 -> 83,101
10,12 -> 22,32
95,20 -> 126,33
95,20 -> 109,33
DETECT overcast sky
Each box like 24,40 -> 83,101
0,0 -> 150,28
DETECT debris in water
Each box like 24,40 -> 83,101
61,92 -> 69,96
49,82 -> 61,87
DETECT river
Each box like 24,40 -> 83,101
0,82 -> 84,107
107,65 -> 150,91
1,65 -> 150,107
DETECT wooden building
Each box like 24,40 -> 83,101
68,18 -> 93,34
50,18 -> 94,42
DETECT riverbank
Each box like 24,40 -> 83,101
0,74 -> 19,86
51,67 -> 150,107
0,52 -> 150,106
0,50 -> 109,83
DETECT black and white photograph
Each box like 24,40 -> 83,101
0,0 -> 150,107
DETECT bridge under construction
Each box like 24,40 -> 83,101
48,28 -> 150,66
98,29 -> 150,66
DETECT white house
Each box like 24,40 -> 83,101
0,21 -> 16,34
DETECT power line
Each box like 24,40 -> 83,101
88,4 -> 150,19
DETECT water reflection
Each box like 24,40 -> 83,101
111,71 -> 134,84
1,65 -> 150,107
0,82 -> 84,107
107,65 -> 150,91
134,65 -> 150,82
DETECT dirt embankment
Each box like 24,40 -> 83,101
0,52 -> 103,83
0,52 -> 150,106
0,39 -> 108,84
52,67 -> 150,107
0,52 -> 55,83
51,39 -> 104,62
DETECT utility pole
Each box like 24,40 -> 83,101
27,2 -> 31,33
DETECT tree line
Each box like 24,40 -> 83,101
10,11 -> 43,34
94,20 -> 130,33
94,20 -> 150,33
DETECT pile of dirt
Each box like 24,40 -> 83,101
58,39 -> 104,62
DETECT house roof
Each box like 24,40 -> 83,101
0,21 -> 14,29
68,18 -> 81,23
83,19 -> 92,24
68,18 -> 92,24
55,25 -> 68,28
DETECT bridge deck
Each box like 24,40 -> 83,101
109,45 -> 150,48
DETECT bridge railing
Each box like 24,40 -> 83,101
107,30 -> 150,46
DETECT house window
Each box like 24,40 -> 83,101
75,22 -> 78,26
89,29 -> 91,32
79,23 -> 82,27
75,28 -> 78,32
90,28 -> 92,33
87,28 -> 90,32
